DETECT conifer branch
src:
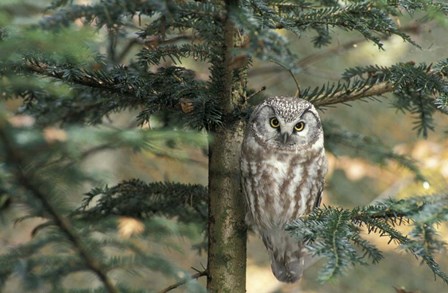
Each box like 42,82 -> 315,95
23,59 -> 135,94
79,180 -> 208,224
40,0 -> 165,29
2,0 -> 448,290
0,128 -> 119,293
287,194 -> 448,283
19,58 -> 216,127
251,1 -> 425,48
117,35 -> 195,62
249,23 -> 422,78
313,81 -> 394,107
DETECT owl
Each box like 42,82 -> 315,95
241,96 -> 327,283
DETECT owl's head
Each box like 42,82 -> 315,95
247,96 -> 323,151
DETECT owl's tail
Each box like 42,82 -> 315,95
262,230 -> 306,283
270,255 -> 304,283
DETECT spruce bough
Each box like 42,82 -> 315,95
0,0 -> 447,292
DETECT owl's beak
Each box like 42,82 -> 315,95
281,132 -> 290,144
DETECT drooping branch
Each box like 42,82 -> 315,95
0,126 -> 119,293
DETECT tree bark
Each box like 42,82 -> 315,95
207,122 -> 247,292
207,1 -> 247,292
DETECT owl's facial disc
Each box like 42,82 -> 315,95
250,101 -> 322,150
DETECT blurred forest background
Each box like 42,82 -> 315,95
1,0 -> 448,292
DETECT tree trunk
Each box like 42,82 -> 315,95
207,122 -> 247,292
207,1 -> 247,292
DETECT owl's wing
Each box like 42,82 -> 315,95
314,155 -> 328,209
240,171 -> 256,230
314,186 -> 323,208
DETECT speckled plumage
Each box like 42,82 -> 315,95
241,96 -> 327,283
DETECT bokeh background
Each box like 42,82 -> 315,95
1,0 -> 448,292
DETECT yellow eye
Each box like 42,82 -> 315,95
269,117 -> 280,128
294,121 -> 305,132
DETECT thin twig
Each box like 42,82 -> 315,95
0,127 -> 119,293
158,270 -> 208,293
245,86 -> 266,101
117,35 -> 195,62
271,60 -> 301,97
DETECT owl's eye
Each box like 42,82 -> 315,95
294,121 -> 305,132
269,117 -> 280,128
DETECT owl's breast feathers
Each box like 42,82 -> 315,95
241,141 -> 327,230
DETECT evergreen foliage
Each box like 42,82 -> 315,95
0,0 -> 447,292
287,195 -> 448,282
79,179 -> 208,227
